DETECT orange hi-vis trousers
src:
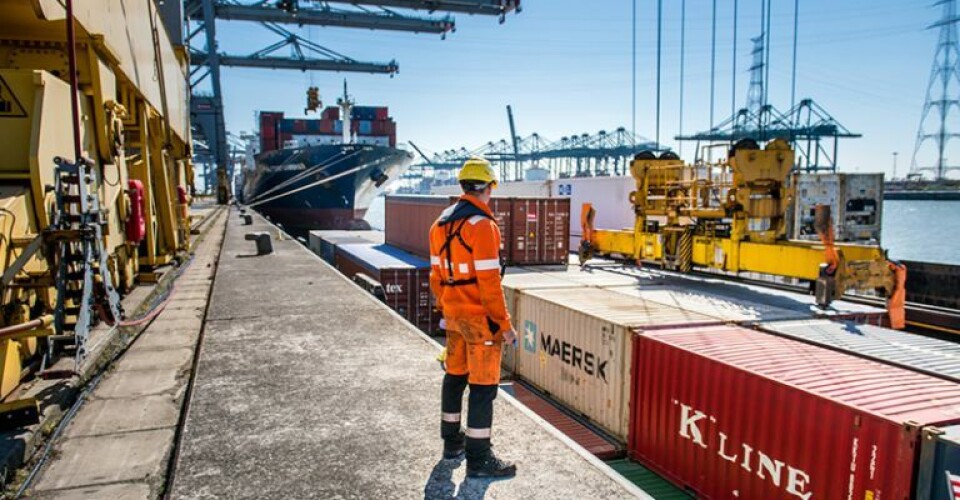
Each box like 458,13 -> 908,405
444,316 -> 503,386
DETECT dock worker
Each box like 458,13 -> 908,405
429,157 -> 518,478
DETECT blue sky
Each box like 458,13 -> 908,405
214,0 -> 937,178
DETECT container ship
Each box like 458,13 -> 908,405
240,86 -> 414,234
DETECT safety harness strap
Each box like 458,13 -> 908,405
438,205 -> 494,288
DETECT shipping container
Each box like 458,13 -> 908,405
335,243 -> 441,335
384,195 -> 451,258
358,120 -> 373,135
352,106 -> 377,120
916,425 -> 960,500
432,181 -> 551,197
792,173 -> 884,243
608,272 -> 887,324
307,230 -> 384,264
375,107 -> 389,120
629,325 -> 960,500
552,176 -> 637,250
507,198 -> 570,265
756,319 -> 960,383
321,106 -> 340,120
510,287 -> 718,440
503,381 -> 623,459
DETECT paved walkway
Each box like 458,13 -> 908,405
169,208 -> 649,499
28,208 -> 228,498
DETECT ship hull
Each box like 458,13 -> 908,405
242,144 -> 412,234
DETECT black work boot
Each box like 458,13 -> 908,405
466,448 -> 516,478
443,431 -> 465,459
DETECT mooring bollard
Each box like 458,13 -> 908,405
241,214 -> 253,225
244,232 -> 273,255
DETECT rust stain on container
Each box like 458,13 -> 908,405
629,324 -> 960,500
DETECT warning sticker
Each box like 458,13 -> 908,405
0,76 -> 27,118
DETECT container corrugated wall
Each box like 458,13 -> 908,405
308,230 -> 383,263
384,195 -> 450,258
334,243 -> 441,335
607,271 -> 887,324
511,287 -> 718,440
630,325 -> 960,500
915,424 -> 960,500
757,319 -> 960,383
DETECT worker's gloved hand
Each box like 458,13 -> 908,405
502,328 -> 517,346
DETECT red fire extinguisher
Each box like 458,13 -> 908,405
126,179 -> 146,244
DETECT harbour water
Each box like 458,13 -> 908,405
368,197 -> 960,265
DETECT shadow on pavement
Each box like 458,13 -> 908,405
424,458 -> 511,499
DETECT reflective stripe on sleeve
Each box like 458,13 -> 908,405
465,427 -> 491,439
474,258 -> 500,271
442,412 -> 461,423
430,256 -> 441,266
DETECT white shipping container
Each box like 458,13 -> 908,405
510,287 -> 718,440
792,173 -> 883,243
552,176 -> 637,250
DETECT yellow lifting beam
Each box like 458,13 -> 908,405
580,139 -> 906,329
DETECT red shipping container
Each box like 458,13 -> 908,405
292,119 -> 307,133
321,107 -> 340,120
334,243 -> 441,335
319,119 -> 335,134
385,195 -> 452,258
629,324 -> 960,500
375,107 -> 389,120
506,198 -> 569,265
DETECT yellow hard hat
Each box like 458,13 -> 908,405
457,157 -> 498,188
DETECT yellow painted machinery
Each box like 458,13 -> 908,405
580,139 -> 906,329
0,0 -> 193,425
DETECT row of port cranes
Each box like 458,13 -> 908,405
404,0 -> 960,189
158,0 -> 521,202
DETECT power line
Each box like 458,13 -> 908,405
709,0 -> 717,130
732,0 -> 738,119
632,0 -> 637,144
791,0 -> 800,108
679,0 -> 686,157
656,0 -> 663,148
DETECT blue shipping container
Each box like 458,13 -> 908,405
334,120 -> 343,133
359,120 -> 373,135
916,425 -> 960,500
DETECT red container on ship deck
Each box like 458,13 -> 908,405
628,324 -> 960,500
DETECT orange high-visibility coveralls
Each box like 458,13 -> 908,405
429,195 -> 512,386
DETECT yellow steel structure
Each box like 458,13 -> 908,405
0,0 -> 192,416
581,139 -> 905,328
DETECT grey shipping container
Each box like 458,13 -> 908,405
917,425 -> 960,500
756,319 -> 960,383
308,230 -> 384,263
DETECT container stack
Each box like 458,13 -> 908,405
257,107 -> 397,153
308,230 -> 384,264
628,325 -> 960,499
499,263 -> 960,498
334,243 -> 440,335
384,194 -> 571,266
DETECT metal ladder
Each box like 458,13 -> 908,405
47,156 -> 123,368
